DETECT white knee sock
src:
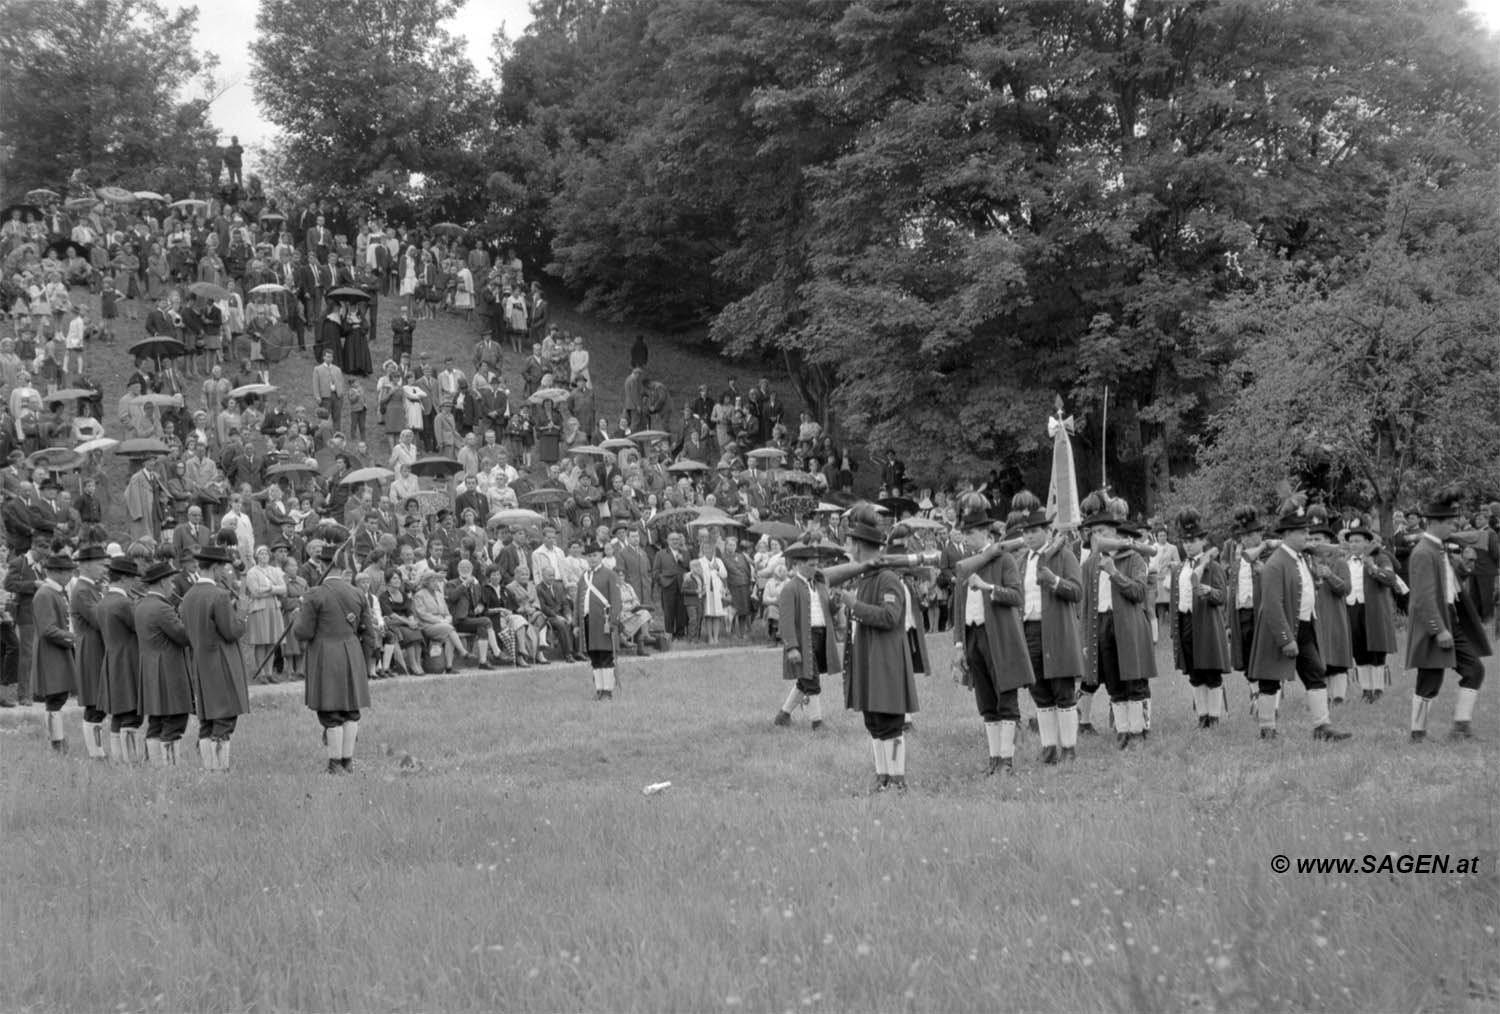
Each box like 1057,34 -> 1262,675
984,721 -> 1002,758
342,721 -> 359,759
806,695 -> 823,723
1057,707 -> 1079,749
1258,692 -> 1278,729
1037,707 -> 1058,749
325,725 -> 344,760
1307,689 -> 1330,728
1191,685 -> 1207,716
1207,686 -> 1224,719
886,736 -> 905,777
998,720 -> 1016,760
1142,697 -> 1151,730
1455,687 -> 1478,723
1111,702 -> 1129,733
1078,687 -> 1094,725
782,686 -> 804,713
871,738 -> 888,775
1128,700 -> 1146,734
602,668 -> 616,692
1411,695 -> 1431,733
1329,671 -> 1347,700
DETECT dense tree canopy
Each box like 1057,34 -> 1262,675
252,0 -> 491,219
0,0 -> 221,196
490,0 -> 1499,509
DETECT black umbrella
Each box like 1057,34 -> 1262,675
409,456 -> 463,479
326,286 -> 371,302
127,337 -> 187,360
877,496 -> 921,518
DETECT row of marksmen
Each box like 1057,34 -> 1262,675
774,488 -> 1490,792
25,538 -> 375,773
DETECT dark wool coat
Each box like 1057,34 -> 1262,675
779,574 -> 840,681
1169,558 -> 1233,674
1248,547 -> 1310,683
1080,549 -> 1157,681
1312,556 -> 1353,668
97,588 -> 141,715
574,563 -> 622,653
1349,550 -> 1400,654
31,581 -> 76,698
1223,542 -> 1264,670
181,579 -> 250,721
951,552 -> 1034,692
843,569 -> 918,715
293,577 -> 372,712
1022,544 -> 1085,681
135,592 -> 194,717
70,578 -> 106,709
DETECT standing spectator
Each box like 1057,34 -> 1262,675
623,368 -> 645,431
314,349 -> 346,430
630,334 -> 649,370
222,136 -> 244,186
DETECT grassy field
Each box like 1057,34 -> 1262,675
2,635 -> 1496,1013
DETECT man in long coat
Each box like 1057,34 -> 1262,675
774,543 -> 841,730
135,560 -> 194,766
1169,511 -> 1232,729
651,530 -> 690,638
97,556 -> 144,762
293,543 -> 374,773
837,505 -> 918,792
1306,505 -> 1354,704
32,553 -> 77,752
1405,493 -> 1493,741
71,546 -> 110,759
181,546 -> 250,771
1224,506 -> 1267,704
1339,515 -> 1400,703
575,540 -> 622,700
1078,509 -> 1156,748
952,509 -> 1034,775
1015,508 -> 1084,763
1247,502 -> 1351,742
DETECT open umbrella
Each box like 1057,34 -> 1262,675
629,429 -> 670,444
95,186 -> 137,204
170,198 -> 208,212
431,222 -> 466,236
133,191 -> 166,202
688,513 -> 744,529
114,437 -> 170,457
340,466 -> 395,485
666,459 -> 709,474
645,506 -> 702,528
25,188 -> 59,202
569,445 -> 615,459
747,448 -> 785,461
815,502 -> 846,514
127,337 -> 186,360
521,487 -> 570,505
776,470 -> 818,486
229,383 -> 277,399
137,393 -> 183,407
29,447 -> 84,471
747,521 -> 804,541
258,211 -> 287,224
824,491 -> 857,508
266,461 -> 319,477
188,281 -> 231,301
900,516 -> 948,531
409,456 -> 463,479
64,197 -> 97,212
45,387 -> 95,403
326,286 -> 371,302
599,437 -> 638,451
528,387 -> 569,405
248,282 -> 288,295
491,508 -> 548,527
73,437 -> 119,455
877,496 -> 920,518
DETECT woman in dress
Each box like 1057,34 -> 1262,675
455,262 -> 475,323
280,557 -> 307,679
388,460 -> 420,505
411,570 -> 476,672
378,569 -> 424,675
534,399 -> 563,466
244,545 -> 287,678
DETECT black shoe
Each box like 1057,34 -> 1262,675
1410,730 -> 1427,743
0,699 -> 14,708
1361,690 -> 1374,703
1372,689 -> 1383,701
1313,724 -> 1351,742
341,757 -> 354,772
1041,745 -> 1059,765
1450,721 -> 1475,740
1331,696 -> 1345,705
1117,732 -> 1133,750
1203,716 -> 1219,728
1260,727 -> 1278,741
327,759 -> 345,774
51,739 -> 67,753
1027,718 -> 1039,733
601,690 -> 613,700
810,720 -> 824,731
773,710 -> 791,727
1060,746 -> 1076,763
1138,729 -> 1149,741
872,775 -> 891,793
889,775 -> 908,792
594,690 -> 605,701
477,662 -> 497,671
902,720 -> 914,733
1078,722 -> 1098,736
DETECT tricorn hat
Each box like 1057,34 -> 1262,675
193,545 -> 237,566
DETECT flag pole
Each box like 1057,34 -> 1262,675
1100,385 -> 1109,489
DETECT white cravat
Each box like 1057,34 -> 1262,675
1096,566 -> 1112,614
1236,557 -> 1254,606
1022,552 -> 1042,622
804,575 -> 825,628
1286,546 -> 1315,622
1178,559 -> 1196,614
965,580 -> 985,626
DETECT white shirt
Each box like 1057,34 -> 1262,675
803,574 -> 825,628
1177,560 -> 1196,614
66,316 -> 86,349
530,544 -> 566,584
1422,534 -> 1459,604
1022,552 -> 1042,622
1236,556 -> 1255,606
1346,557 -> 1365,605
965,581 -> 985,625
1284,545 -> 1315,622
1096,567 -> 1112,614
904,584 -> 918,633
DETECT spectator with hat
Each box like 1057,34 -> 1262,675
97,555 -> 144,762
136,557 -> 193,765
32,550 -> 77,752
